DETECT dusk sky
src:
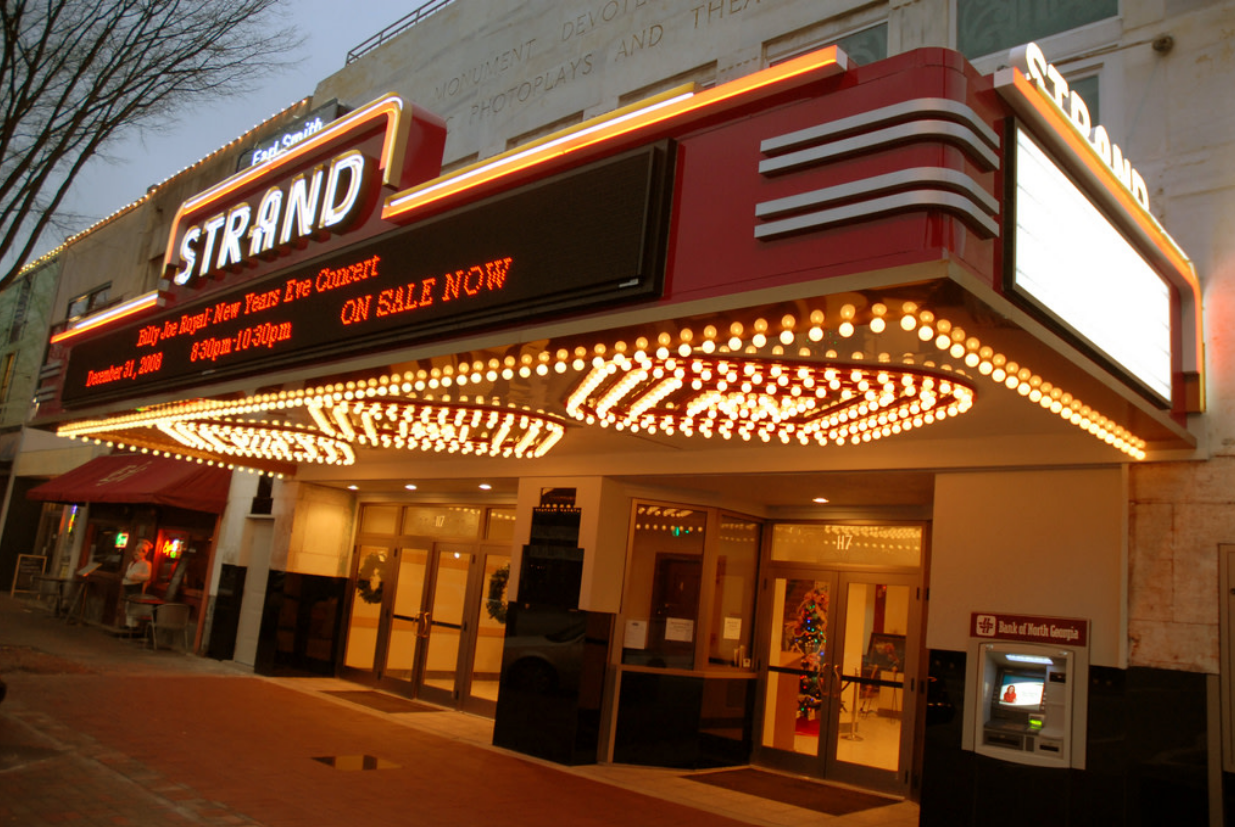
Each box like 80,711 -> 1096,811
38,0 -> 407,261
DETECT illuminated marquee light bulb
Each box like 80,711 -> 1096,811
565,352 -> 975,448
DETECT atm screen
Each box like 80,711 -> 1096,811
996,671 -> 1045,709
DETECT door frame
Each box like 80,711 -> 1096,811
339,537 -> 513,714
753,553 -> 925,796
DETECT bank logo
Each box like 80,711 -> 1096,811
974,614 -> 997,637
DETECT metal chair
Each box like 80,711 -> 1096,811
146,602 -> 191,652
123,596 -> 156,636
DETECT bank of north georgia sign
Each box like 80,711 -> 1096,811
160,94 -> 447,295
1009,42 -> 1149,211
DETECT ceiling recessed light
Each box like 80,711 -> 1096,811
478,483 -> 492,491
405,484 -> 418,491
813,497 -> 829,504
347,485 -> 358,491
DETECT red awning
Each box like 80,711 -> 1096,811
27,454 -> 232,513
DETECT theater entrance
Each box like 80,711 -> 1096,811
754,524 -> 925,795
339,503 -> 514,716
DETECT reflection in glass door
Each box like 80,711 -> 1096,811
757,569 -> 918,794
761,572 -> 839,761
342,545 -> 394,673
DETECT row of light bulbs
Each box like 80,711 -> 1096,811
566,349 -> 974,447
57,380 -> 566,475
18,98 -> 315,281
56,297 -> 1150,474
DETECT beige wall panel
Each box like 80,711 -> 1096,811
929,468 -> 1127,667
314,0 -> 887,165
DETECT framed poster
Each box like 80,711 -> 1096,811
866,632 -> 906,672
10,554 -> 46,596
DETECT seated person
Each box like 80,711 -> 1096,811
121,541 -> 152,598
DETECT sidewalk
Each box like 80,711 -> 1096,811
0,595 -> 919,827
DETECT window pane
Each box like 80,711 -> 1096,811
359,504 -> 400,535
709,517 -> 760,668
486,507 -> 517,541
1068,74 -> 1100,125
402,505 -> 481,538
834,581 -> 908,771
771,524 -> 922,567
761,577 -> 831,755
957,0 -> 1118,59
470,553 -> 510,702
88,286 -> 110,311
835,24 -> 887,64
343,546 -> 388,669
621,504 -> 707,669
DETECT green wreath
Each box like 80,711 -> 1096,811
485,563 -> 509,624
356,552 -> 385,604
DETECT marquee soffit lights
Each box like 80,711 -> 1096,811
57,298 -> 1150,467
552,300 -> 1147,458
566,351 -> 975,447
56,385 -> 567,477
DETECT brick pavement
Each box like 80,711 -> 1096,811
0,596 -> 919,827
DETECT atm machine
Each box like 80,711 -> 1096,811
963,639 -> 1088,768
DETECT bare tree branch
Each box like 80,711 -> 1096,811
0,0 -> 302,285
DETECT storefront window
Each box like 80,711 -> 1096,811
771,524 -> 922,568
622,504 -> 708,669
710,517 -> 760,668
402,505 -> 481,538
621,503 -> 763,672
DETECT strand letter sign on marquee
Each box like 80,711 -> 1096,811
159,93 -> 447,299
172,149 -> 369,287
1009,42 -> 1149,211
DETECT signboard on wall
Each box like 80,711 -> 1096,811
1006,125 -> 1174,404
235,100 -> 346,172
59,145 -> 673,406
971,611 -> 1089,647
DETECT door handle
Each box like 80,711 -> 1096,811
418,611 -> 432,638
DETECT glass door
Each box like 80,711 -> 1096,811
416,544 -> 473,706
758,570 -> 842,769
461,549 -> 511,716
341,538 -> 514,715
756,568 -> 919,794
342,544 -> 395,680
341,544 -> 431,690
379,546 -> 430,688
827,572 -> 916,792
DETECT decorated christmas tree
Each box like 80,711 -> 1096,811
789,585 -> 828,717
